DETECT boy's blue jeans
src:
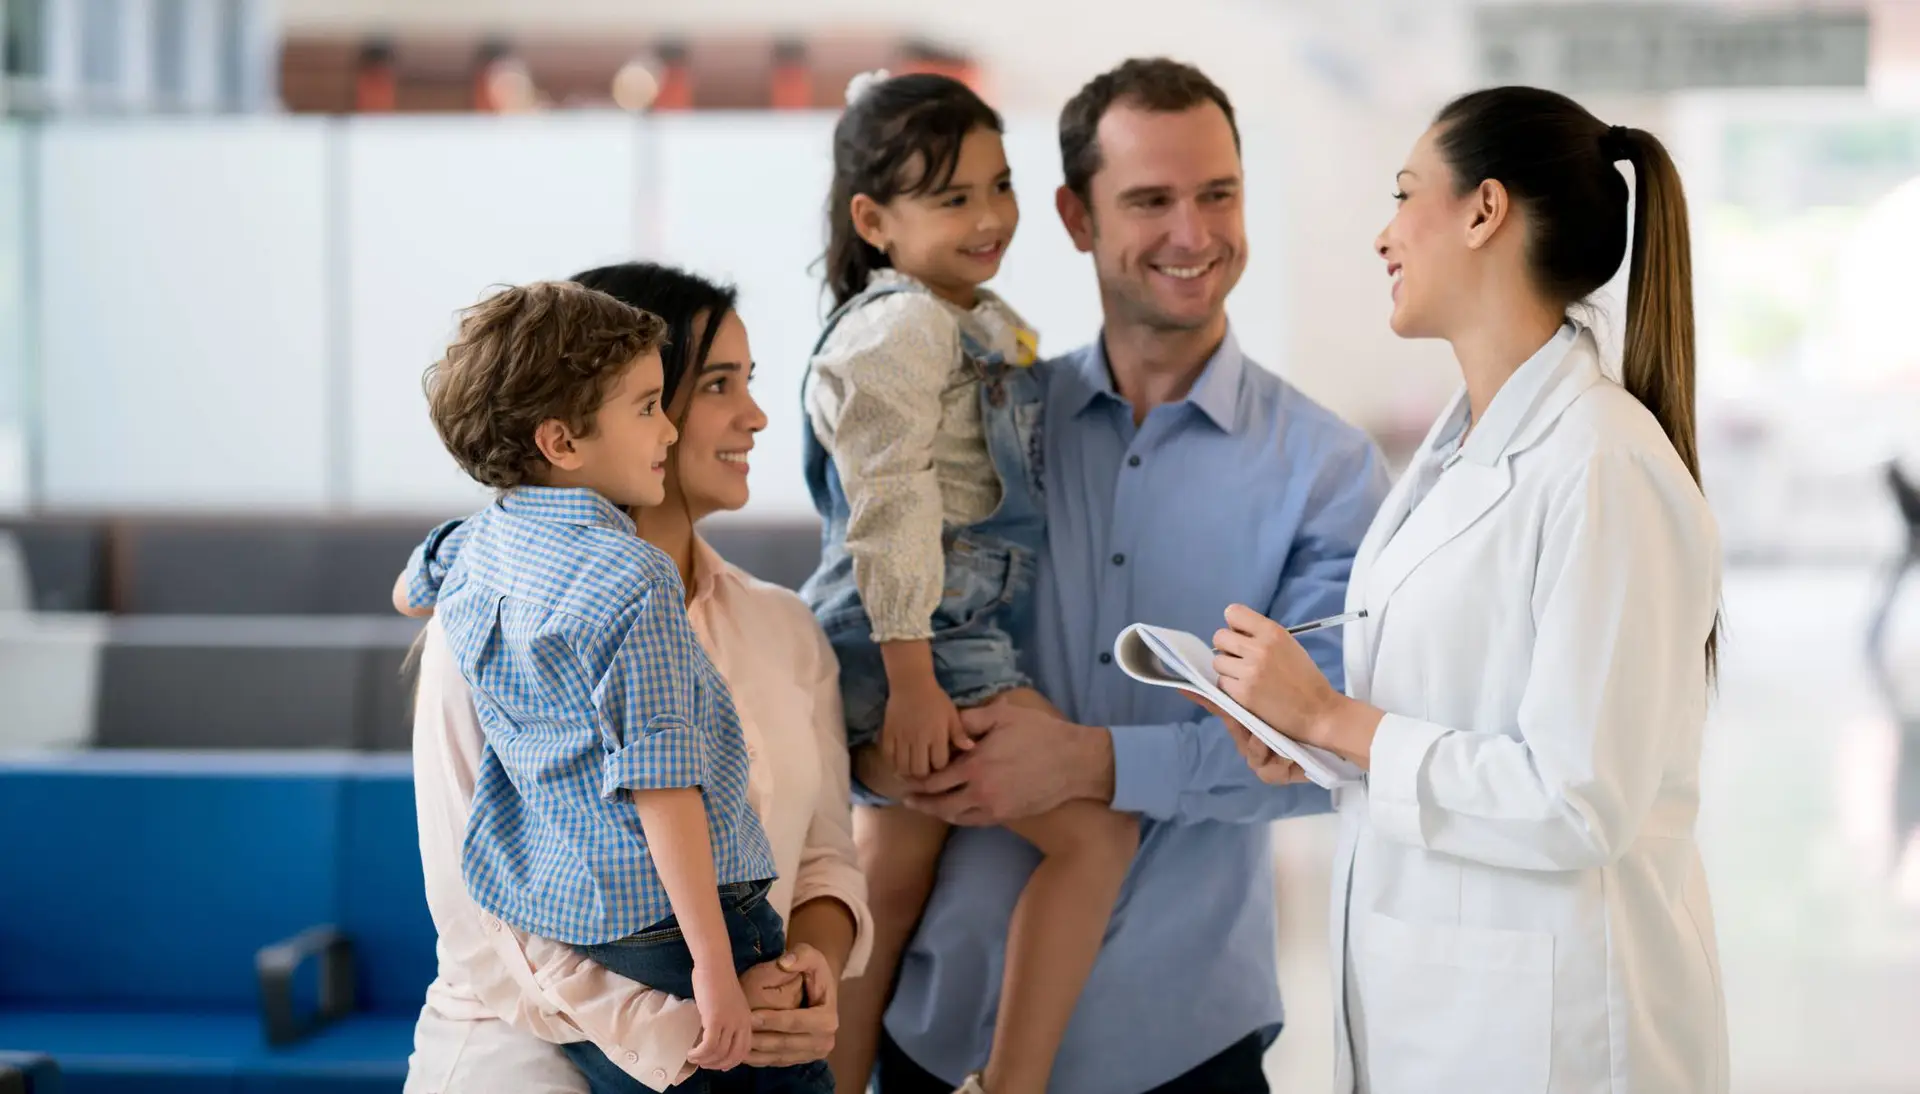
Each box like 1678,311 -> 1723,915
561,880 -> 833,1094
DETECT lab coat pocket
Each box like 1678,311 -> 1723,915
1357,912 -> 1553,1094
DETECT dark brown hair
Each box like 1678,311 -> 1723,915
824,72 -> 1002,307
1434,86 -> 1715,670
424,281 -> 667,490
1058,57 -> 1240,204
570,262 -> 738,417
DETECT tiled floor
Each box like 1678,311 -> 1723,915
1263,565 -> 1920,1093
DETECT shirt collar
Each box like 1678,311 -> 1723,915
688,534 -> 736,606
1454,320 -> 1581,468
497,486 -> 636,535
1057,326 -> 1246,432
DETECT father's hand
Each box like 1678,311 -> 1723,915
746,944 -> 839,1067
902,698 -> 1115,826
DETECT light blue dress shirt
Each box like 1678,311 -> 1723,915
884,331 -> 1390,1093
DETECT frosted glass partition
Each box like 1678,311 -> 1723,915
13,111 -> 1295,516
647,113 -> 837,519
36,119 -> 331,509
0,125 -> 26,512
985,116 -> 1105,371
343,114 -> 646,512
1230,117 -> 1290,384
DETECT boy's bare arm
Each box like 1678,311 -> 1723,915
631,788 -> 730,967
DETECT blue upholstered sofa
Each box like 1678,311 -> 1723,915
0,753 -> 434,1093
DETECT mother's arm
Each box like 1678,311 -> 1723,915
742,616 -> 876,1067
787,618 -> 874,981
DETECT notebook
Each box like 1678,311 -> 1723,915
1113,623 -> 1363,789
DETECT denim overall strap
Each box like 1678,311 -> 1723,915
958,328 -> 1046,543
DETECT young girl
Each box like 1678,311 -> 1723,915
799,72 -> 1139,1094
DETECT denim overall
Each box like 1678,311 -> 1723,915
799,281 -> 1047,747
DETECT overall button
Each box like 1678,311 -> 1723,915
1098,652 -> 1113,665
1111,553 -> 1126,566
1127,455 -> 1142,468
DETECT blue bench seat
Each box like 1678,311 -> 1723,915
0,753 -> 435,1094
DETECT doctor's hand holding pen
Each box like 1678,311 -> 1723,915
1192,604 -> 1385,781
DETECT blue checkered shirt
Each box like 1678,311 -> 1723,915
402,486 -> 776,945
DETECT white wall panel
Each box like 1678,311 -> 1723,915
342,114 -> 644,512
36,119 -> 330,509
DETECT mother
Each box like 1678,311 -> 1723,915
399,262 -> 873,1093
1210,87 -> 1727,1093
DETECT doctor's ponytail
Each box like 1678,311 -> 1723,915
1608,127 -> 1700,491
1435,87 -> 1715,672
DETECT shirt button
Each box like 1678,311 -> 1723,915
625,1052 -> 638,1064
1098,652 -> 1113,665
1128,455 -> 1142,468
1111,553 -> 1126,566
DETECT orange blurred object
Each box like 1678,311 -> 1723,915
770,38 -> 811,110
653,40 -> 693,111
353,41 -> 396,112
897,41 -> 983,98
472,40 -> 508,111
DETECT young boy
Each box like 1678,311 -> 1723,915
399,282 -> 824,1092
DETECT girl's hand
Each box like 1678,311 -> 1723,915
881,677 -> 971,779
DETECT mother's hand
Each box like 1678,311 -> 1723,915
742,944 -> 839,1067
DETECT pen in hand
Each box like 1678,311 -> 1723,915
1213,609 -> 1367,652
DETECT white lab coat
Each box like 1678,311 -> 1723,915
1330,325 -> 1729,1094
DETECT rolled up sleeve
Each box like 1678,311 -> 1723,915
595,584 -> 711,798
401,518 -> 470,612
601,714 -> 707,798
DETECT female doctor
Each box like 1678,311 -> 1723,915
1210,86 -> 1727,1093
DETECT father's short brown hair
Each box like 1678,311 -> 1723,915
425,281 -> 667,490
1058,58 -> 1241,204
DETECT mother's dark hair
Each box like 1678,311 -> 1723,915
569,262 -> 739,412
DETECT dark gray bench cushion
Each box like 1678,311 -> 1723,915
95,617 -> 423,752
0,518 -> 109,612
113,520 -> 435,616
701,519 -> 821,592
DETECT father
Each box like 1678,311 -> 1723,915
869,58 -> 1389,1094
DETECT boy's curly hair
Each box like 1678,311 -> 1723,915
425,281 -> 667,490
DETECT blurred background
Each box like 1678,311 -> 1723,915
0,0 -> 1917,1092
